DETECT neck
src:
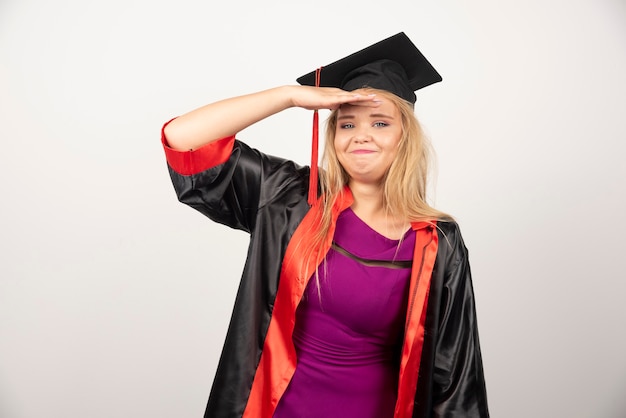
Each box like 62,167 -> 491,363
348,181 -> 384,214
348,181 -> 409,240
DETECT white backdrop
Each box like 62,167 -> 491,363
1,1 -> 625,417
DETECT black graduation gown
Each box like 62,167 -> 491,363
162,131 -> 489,418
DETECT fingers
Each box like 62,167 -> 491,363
291,86 -> 382,110
343,93 -> 382,107
321,93 -> 380,110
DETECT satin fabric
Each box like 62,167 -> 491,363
163,135 -> 489,418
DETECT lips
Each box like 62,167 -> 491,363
350,149 -> 377,154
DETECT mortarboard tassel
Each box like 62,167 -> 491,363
308,67 -> 322,206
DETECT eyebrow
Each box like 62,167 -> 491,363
337,113 -> 395,120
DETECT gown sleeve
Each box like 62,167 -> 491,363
162,122 -> 308,234
428,223 -> 490,417
161,122 -> 313,418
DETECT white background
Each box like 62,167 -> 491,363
1,1 -> 625,417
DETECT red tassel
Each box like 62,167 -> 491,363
308,67 -> 323,206
308,110 -> 319,205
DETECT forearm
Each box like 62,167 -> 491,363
163,85 -> 380,151
164,86 -> 295,151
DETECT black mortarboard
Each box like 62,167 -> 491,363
297,32 -> 442,104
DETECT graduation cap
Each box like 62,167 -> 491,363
297,32 -> 442,104
296,32 -> 442,205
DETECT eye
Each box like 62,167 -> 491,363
373,121 -> 389,127
340,123 -> 355,129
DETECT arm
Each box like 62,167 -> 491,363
163,85 -> 381,151
162,86 -> 379,232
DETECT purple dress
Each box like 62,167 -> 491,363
273,208 -> 415,418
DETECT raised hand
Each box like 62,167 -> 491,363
289,86 -> 382,111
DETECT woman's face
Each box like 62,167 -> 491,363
334,96 -> 402,186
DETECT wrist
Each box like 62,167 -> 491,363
274,85 -> 299,109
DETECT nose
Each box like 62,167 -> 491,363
352,126 -> 372,143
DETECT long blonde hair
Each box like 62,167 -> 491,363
300,89 -> 450,280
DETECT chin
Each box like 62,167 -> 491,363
348,173 -> 385,186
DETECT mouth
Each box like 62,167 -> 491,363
350,149 -> 376,154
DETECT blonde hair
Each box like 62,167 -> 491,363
302,89 -> 450,279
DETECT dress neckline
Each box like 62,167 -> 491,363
343,207 -> 412,243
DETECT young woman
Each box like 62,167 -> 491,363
161,33 -> 489,418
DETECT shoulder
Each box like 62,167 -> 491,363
435,220 -> 469,271
232,140 -> 306,175
232,139 -> 311,202
233,140 -> 305,172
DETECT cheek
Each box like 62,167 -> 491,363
390,132 -> 403,151
331,137 -> 345,164
384,138 -> 402,164
333,134 -> 348,152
